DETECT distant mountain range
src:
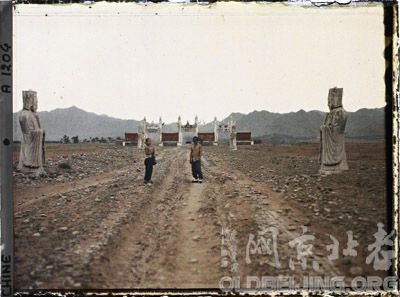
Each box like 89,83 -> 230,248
13,106 -> 386,142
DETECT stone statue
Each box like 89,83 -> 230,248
319,87 -> 348,174
18,90 -> 46,176
158,116 -> 163,145
195,115 -> 199,137
137,117 -> 147,150
229,116 -> 237,151
213,117 -> 219,145
177,116 -> 183,146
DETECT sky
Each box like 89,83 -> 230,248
13,2 -> 385,123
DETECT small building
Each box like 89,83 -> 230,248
236,132 -> 254,145
198,132 -> 216,145
161,132 -> 179,146
124,132 -> 139,145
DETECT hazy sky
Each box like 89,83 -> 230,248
13,2 -> 385,123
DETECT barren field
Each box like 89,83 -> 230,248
13,143 -> 389,290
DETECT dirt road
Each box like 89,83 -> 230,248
14,144 -> 388,290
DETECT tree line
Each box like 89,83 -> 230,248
59,135 -> 122,144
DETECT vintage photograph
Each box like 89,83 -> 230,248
10,1 -> 394,291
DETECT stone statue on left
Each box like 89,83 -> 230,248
17,90 -> 46,176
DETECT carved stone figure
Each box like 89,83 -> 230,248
177,116 -> 183,146
213,117 -> 219,145
18,90 -> 46,176
195,115 -> 199,137
229,116 -> 237,151
158,116 -> 163,146
319,87 -> 348,174
229,131 -> 237,151
137,117 -> 147,150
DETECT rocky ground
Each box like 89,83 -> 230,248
13,143 -> 390,290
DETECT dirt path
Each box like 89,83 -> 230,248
84,148 -> 223,288
150,158 -> 223,288
170,181 -> 218,287
15,145 -> 353,290
83,147 -> 346,289
14,165 -> 132,208
202,154 -> 345,288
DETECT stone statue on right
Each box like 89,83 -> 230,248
319,87 -> 349,174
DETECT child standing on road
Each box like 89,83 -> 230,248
190,136 -> 203,183
144,138 -> 155,185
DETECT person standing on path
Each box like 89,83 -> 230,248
190,136 -> 203,183
144,138 -> 156,185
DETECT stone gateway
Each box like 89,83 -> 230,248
18,90 -> 46,176
319,87 -> 349,174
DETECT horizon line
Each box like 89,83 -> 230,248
13,104 -> 386,123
